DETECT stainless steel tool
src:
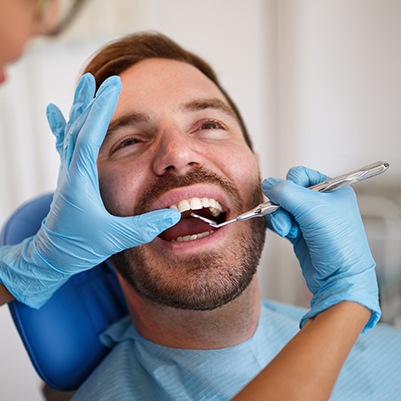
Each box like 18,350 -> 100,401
191,161 -> 389,228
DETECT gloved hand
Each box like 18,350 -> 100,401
0,73 -> 180,308
262,166 -> 381,332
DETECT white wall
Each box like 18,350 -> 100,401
0,0 -> 400,399
276,0 -> 401,313
277,0 -> 401,176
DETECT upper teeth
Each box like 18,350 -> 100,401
169,197 -> 223,217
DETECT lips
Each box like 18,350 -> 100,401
159,197 -> 227,242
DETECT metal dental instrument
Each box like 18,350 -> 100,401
190,161 -> 390,229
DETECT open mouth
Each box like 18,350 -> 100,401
159,197 -> 227,242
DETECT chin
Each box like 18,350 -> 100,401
112,215 -> 266,310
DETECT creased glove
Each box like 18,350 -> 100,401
262,166 -> 381,332
0,73 -> 180,308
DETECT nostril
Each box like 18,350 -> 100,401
161,163 -> 202,176
152,142 -> 204,176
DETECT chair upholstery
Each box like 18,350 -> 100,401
0,193 -> 128,391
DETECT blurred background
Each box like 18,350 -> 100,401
0,0 -> 400,399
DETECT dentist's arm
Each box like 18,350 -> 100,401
0,74 -> 180,308
232,302 -> 370,401
0,284 -> 13,305
233,165 -> 379,400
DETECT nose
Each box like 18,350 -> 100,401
151,128 -> 204,176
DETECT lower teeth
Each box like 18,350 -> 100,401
174,230 -> 214,242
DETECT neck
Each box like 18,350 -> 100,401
118,275 -> 261,349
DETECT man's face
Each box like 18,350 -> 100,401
97,58 -> 266,310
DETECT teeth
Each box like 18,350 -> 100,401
167,197 -> 224,243
169,197 -> 223,215
177,199 -> 191,212
201,198 -> 210,207
209,207 -> 220,217
189,198 -> 203,210
173,230 -> 214,242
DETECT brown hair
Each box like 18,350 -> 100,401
83,31 -> 253,149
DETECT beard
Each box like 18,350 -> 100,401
112,168 -> 266,311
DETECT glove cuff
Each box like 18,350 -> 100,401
0,238 -> 71,309
300,268 -> 381,333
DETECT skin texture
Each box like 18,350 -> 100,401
0,0 -> 40,83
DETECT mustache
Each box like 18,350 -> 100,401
134,168 -> 244,215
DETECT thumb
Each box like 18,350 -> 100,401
111,209 -> 181,249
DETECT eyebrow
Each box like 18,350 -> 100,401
180,98 -> 237,119
106,97 -> 238,137
107,112 -> 150,135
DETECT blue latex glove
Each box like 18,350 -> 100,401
262,166 -> 381,332
0,73 -> 180,308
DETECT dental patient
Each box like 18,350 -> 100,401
47,32 -> 401,400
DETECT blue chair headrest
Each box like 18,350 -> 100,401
0,193 -> 128,391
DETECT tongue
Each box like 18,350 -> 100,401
159,216 -> 213,241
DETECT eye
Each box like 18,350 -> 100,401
111,136 -> 141,154
199,119 -> 225,130
191,118 -> 230,141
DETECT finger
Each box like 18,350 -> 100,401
69,73 -> 96,122
265,208 -> 294,238
46,103 -> 66,156
46,74 -> 96,162
64,76 -> 121,186
73,76 -> 121,165
111,209 -> 181,249
262,177 -> 317,216
286,166 -> 330,187
61,75 -> 97,161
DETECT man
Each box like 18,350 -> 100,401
47,32 -> 399,400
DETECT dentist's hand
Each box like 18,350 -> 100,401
262,166 -> 380,332
0,74 -> 180,308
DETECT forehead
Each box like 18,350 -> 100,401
115,58 -> 228,113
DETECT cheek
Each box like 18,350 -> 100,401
98,165 -> 143,217
217,146 -> 260,187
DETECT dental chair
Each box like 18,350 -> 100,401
0,193 -> 128,392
